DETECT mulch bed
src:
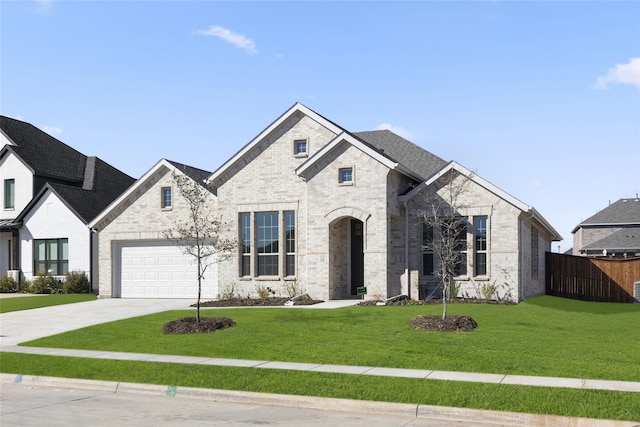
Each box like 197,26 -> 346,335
194,297 -> 323,307
410,315 -> 478,332
163,316 -> 236,334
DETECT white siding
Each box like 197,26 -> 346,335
0,152 -> 33,220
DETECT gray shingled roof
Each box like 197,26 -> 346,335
579,198 -> 640,226
353,130 -> 449,180
1,115 -> 86,183
582,226 -> 640,252
2,115 -> 135,224
166,160 -> 212,185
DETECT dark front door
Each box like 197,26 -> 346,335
350,219 -> 364,295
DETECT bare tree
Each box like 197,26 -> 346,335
419,167 -> 473,319
163,172 -> 237,323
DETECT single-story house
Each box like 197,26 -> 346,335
0,115 -> 134,287
91,103 -> 561,302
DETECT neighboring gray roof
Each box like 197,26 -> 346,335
1,115 -> 86,183
353,130 -> 449,181
581,226 -> 640,252
576,198 -> 640,230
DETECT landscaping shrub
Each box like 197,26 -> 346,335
28,275 -> 62,294
62,271 -> 91,294
481,283 -> 498,300
0,273 -> 18,293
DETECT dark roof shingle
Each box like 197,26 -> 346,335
353,130 -> 449,180
579,198 -> 640,226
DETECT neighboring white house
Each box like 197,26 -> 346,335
92,103 -> 562,302
0,116 -> 134,286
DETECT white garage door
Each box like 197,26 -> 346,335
118,242 -> 217,298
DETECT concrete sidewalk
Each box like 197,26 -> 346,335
2,344 -> 639,393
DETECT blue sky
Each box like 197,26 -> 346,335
2,0 -> 639,252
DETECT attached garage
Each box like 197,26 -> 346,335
115,241 -> 217,299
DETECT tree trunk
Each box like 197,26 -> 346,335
196,257 -> 202,323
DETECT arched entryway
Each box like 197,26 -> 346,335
328,217 -> 365,299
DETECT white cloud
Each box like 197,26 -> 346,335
42,125 -> 62,136
197,25 -> 258,55
593,57 -> 640,90
375,123 -> 414,140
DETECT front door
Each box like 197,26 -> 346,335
350,219 -> 364,295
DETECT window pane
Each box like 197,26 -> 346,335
256,212 -> 279,276
34,241 -> 46,261
455,253 -> 467,276
162,187 -> 171,208
285,211 -> 295,276
339,168 -> 353,183
422,253 -> 434,275
474,217 -> 487,251
48,240 -> 58,261
294,140 -> 307,154
4,179 -> 15,209
61,239 -> 69,260
475,253 -> 487,276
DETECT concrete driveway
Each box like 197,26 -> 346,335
0,298 -> 194,348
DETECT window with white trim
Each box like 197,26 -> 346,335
474,216 -> 487,276
338,167 -> 353,185
161,187 -> 172,209
285,211 -> 296,277
293,139 -> 307,157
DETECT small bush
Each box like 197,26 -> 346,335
481,283 -> 498,300
284,279 -> 304,298
255,284 -> 271,301
449,281 -> 461,301
0,273 -> 18,293
220,282 -> 236,300
62,271 -> 91,294
28,275 -> 62,294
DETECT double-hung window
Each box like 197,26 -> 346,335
422,223 -> 434,275
474,216 -> 487,276
4,179 -> 15,209
34,238 -> 68,276
445,218 -> 468,276
161,187 -> 172,209
239,213 -> 251,277
256,212 -> 279,276
285,211 -> 296,277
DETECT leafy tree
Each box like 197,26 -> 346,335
419,167 -> 473,319
163,172 -> 236,322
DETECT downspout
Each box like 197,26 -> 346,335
404,200 -> 411,299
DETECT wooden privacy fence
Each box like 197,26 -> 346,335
546,252 -> 640,303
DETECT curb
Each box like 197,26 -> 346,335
1,373 -> 637,427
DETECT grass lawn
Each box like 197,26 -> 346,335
0,293 -> 96,313
22,296 -> 640,381
1,352 -> 639,421
3,295 -> 639,421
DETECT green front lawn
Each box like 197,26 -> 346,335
0,294 -> 96,313
22,296 -> 640,381
1,352 -> 638,421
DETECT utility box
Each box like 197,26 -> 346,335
634,281 -> 640,303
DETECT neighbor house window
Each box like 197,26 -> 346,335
161,187 -> 172,209
339,167 -> 353,185
422,223 -> 434,275
474,216 -> 487,276
531,227 -> 539,278
256,212 -> 279,276
4,179 -> 15,209
293,139 -> 307,156
239,213 -> 251,277
285,211 -> 296,277
34,238 -> 68,276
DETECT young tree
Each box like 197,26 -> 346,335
419,167 -> 473,319
163,172 -> 236,323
